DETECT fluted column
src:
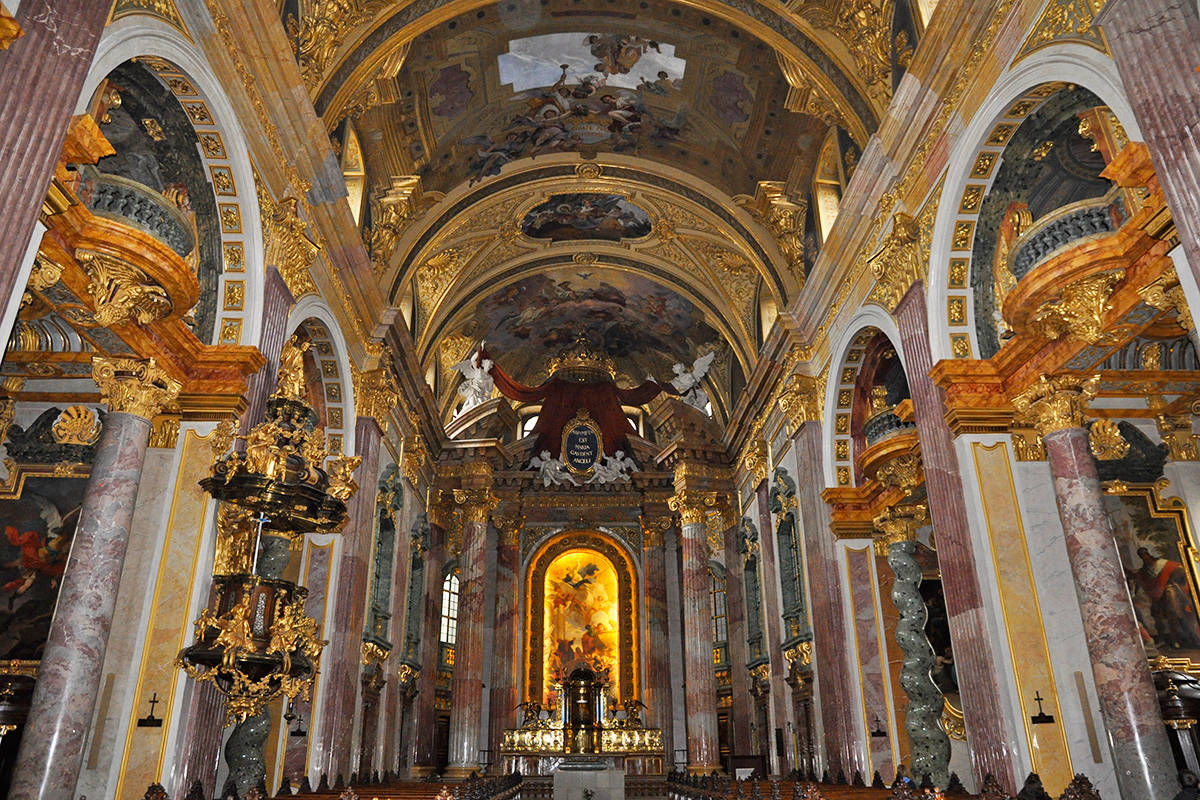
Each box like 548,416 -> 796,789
793,423 -> 859,776
447,473 -> 497,776
408,519 -> 446,776
873,505 -> 949,786
893,283 -> 1016,788
10,358 -> 180,800
487,511 -> 522,766
316,416 -> 383,778
1098,0 -> 1200,284
239,267 -> 294,434
669,486 -> 721,772
641,515 -> 675,761
1013,375 -> 1175,799
0,1 -> 110,332
721,508 -> 753,751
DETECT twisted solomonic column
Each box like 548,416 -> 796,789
873,503 -> 950,787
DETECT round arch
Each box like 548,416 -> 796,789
285,297 -> 358,458
79,16 -> 266,349
524,529 -> 640,705
925,43 -> 1142,363
823,308 -> 906,489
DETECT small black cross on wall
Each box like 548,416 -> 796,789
137,692 -> 163,727
1030,691 -> 1056,725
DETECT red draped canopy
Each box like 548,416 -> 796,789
483,348 -> 672,459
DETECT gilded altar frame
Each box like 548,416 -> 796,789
525,530 -> 639,705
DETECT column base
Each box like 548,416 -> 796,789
408,766 -> 436,778
687,764 -> 722,775
444,765 -> 482,779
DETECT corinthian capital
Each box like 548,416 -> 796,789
452,487 -> 497,524
92,357 -> 181,420
668,489 -> 718,525
1011,374 -> 1099,437
872,503 -> 927,556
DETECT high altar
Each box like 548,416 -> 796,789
501,531 -> 664,774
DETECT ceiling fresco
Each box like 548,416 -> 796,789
350,8 -> 830,198
520,193 -> 652,241
444,265 -> 723,387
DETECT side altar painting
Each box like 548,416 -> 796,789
543,548 -> 620,704
1107,485 -> 1200,664
0,476 -> 85,660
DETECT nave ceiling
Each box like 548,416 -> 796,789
275,0 -> 918,427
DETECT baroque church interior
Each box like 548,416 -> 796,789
4,0 -> 1200,799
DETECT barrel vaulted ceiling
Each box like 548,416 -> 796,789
279,0 -> 918,422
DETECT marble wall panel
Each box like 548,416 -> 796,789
845,545 -> 895,780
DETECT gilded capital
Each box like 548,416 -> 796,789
639,514 -> 672,548
1011,374 -> 1099,437
777,372 -> 822,431
494,511 -> 524,545
452,486 -> 498,524
668,489 -> 717,526
872,503 -> 927,556
739,439 -> 769,486
92,357 -> 181,420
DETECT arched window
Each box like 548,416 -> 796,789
813,130 -> 844,244
341,123 -> 367,225
711,570 -> 728,665
522,414 -> 539,438
439,570 -> 460,645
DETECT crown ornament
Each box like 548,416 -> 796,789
547,334 -> 616,380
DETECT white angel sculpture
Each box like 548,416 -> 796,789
452,343 -> 494,415
529,450 -> 579,487
669,350 -> 716,411
588,449 -> 637,484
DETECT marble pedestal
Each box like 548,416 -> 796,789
552,757 -> 624,800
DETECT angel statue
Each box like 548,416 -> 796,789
530,450 -> 579,487
452,342 -> 494,415
587,450 -> 637,484
669,350 -> 716,411
274,335 -> 310,401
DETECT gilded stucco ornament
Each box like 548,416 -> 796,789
668,488 -> 719,526
92,357 -> 182,420
290,0 -> 390,90
867,213 -> 922,312
738,439 -> 769,486
258,183 -> 320,300
1088,419 -> 1130,461
744,182 -> 808,283
1029,270 -> 1124,344
365,176 -> 423,275
1149,395 -> 1200,461
453,486 -> 499,525
875,452 -> 923,495
352,363 -> 401,431
777,372 -> 823,433
80,251 -> 172,327
872,503 -> 927,557
51,406 -> 102,446
1011,374 -> 1100,437
1139,267 -> 1195,332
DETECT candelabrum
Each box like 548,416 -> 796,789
176,336 -> 361,792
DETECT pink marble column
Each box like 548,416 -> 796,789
1098,0 -> 1200,285
316,416 -> 383,777
893,284 -> 1016,790
447,498 -> 492,775
487,522 -> 520,767
678,512 -> 721,771
1042,425 -> 1176,799
641,523 -> 675,762
10,411 -> 155,798
794,423 -> 860,776
408,523 -> 446,776
0,1 -> 110,322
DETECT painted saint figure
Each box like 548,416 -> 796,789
1136,546 -> 1200,649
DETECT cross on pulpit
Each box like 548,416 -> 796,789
137,692 -> 163,727
1030,691 -> 1056,725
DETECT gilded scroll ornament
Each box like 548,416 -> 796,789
79,251 -> 172,327
290,0 -> 389,90
1029,270 -> 1124,344
92,357 -> 182,420
1015,0 -> 1109,62
831,0 -> 893,103
1139,267 -> 1195,332
259,186 -> 320,299
22,256 -> 63,309
51,406 -> 102,446
777,372 -> 823,432
365,177 -> 423,275
1149,396 -> 1200,461
876,453 -> 923,495
638,515 -> 671,548
1088,419 -> 1130,461
1011,374 -> 1099,437
746,182 -> 808,283
867,213 -> 922,312
739,439 -> 769,486
452,486 -> 498,525
0,2 -> 23,49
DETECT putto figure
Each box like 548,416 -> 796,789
530,450 -> 579,487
